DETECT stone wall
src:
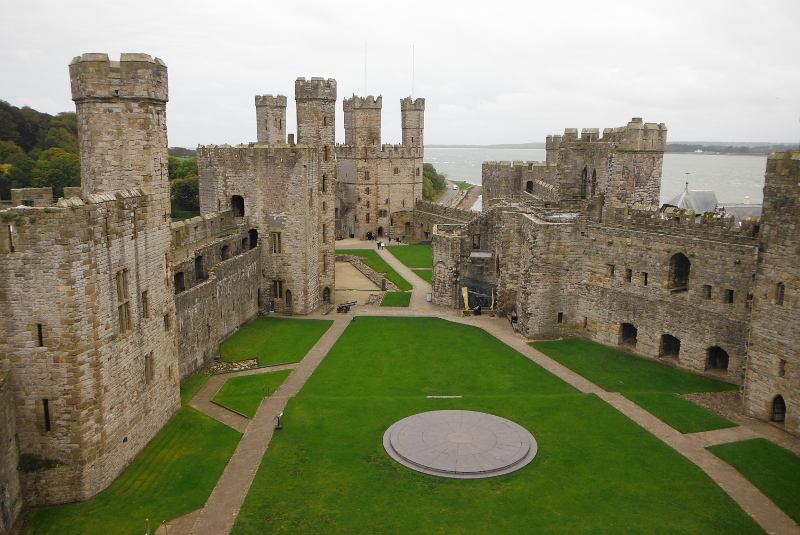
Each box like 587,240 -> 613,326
0,372 -> 21,535
335,254 -> 399,292
743,151 -> 800,435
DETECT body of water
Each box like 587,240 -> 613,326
425,148 -> 767,205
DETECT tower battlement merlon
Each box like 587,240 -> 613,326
69,53 -> 168,102
294,77 -> 337,101
617,117 -> 668,151
343,95 -> 382,110
400,97 -> 425,111
255,95 -> 287,107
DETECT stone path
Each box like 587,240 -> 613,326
172,240 -> 800,535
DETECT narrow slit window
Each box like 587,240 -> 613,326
37,323 -> 44,347
43,399 -> 51,432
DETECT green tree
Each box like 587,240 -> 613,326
31,148 -> 80,198
43,126 -> 79,154
171,174 -> 199,212
168,156 -> 198,181
422,163 -> 447,201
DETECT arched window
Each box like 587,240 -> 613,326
776,282 -> 785,305
195,256 -> 205,281
668,253 -> 691,292
526,181 -> 534,193
620,323 -> 638,347
248,229 -> 259,250
580,166 -> 588,197
174,272 -> 185,294
660,334 -> 681,359
771,395 -> 786,422
707,346 -> 729,370
231,195 -> 245,217
221,245 -> 230,261
285,290 -> 292,308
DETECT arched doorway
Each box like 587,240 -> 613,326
772,395 -> 786,422
707,347 -> 729,370
404,222 -> 411,236
620,323 -> 638,347
660,334 -> 681,360
323,287 -> 331,304
668,253 -> 690,292
194,256 -> 205,281
285,290 -> 292,308
378,226 -> 384,237
526,181 -> 533,193
248,229 -> 258,249
231,195 -> 245,217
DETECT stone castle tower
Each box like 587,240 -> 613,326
336,95 -> 425,239
0,53 -> 179,509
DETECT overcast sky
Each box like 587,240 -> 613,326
2,0 -> 798,148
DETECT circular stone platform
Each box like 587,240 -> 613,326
383,410 -> 537,479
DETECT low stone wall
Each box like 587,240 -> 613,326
335,254 -> 399,292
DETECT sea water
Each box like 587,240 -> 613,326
425,148 -> 767,205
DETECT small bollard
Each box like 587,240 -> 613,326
274,411 -> 283,430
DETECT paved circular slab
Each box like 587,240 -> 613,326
383,410 -> 537,479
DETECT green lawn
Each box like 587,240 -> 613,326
220,316 -> 332,365
337,249 -> 413,291
26,407 -> 241,535
531,338 -> 738,433
455,181 -> 472,190
708,439 -> 800,524
623,392 -> 736,433
412,268 -> 432,283
385,244 -> 432,268
180,373 -> 209,405
380,292 -> 411,307
231,317 -> 764,534
212,370 -> 293,418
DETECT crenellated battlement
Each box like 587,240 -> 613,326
343,95 -> 382,110
69,53 -> 168,102
255,94 -> 287,107
401,97 -> 425,111
601,202 -> 757,238
335,144 -> 422,159
295,77 -> 337,101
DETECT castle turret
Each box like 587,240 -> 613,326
343,95 -> 382,146
255,94 -> 287,145
401,97 -> 425,148
69,53 -> 169,198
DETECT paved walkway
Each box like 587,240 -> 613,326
174,241 -> 799,535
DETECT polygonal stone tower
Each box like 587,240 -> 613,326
255,94 -> 287,145
343,96 -> 382,146
295,78 -> 337,302
69,53 -> 169,199
401,97 -> 425,148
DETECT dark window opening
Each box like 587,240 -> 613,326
37,324 -> 43,347
591,169 -> 597,197
221,245 -> 230,260
323,287 -> 331,304
272,280 -> 283,299
141,290 -> 149,318
241,237 -> 249,251
557,312 -> 564,324
620,323 -> 638,347
607,264 -> 615,277
43,399 -> 51,432
726,289 -> 735,304
642,272 -> 649,286
624,269 -> 632,283
660,334 -> 681,360
231,195 -> 245,217
285,290 -> 293,308
580,166 -> 588,197
703,284 -> 712,299
145,353 -> 154,385
249,229 -> 259,249
164,313 -> 170,331
271,232 -> 282,254
771,395 -> 786,422
195,256 -> 205,281
472,234 -> 481,249
583,317 -> 588,329
526,181 -> 533,193
707,346 -> 729,370
776,282 -> 785,305
668,253 -> 690,292
174,272 -> 185,293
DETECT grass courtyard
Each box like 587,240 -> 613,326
212,370 -> 293,418
337,249 -> 413,290
220,316 -> 332,365
532,338 -> 739,433
385,243 -> 432,268
25,407 -> 241,535
380,291 -> 411,307
230,317 -> 765,534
